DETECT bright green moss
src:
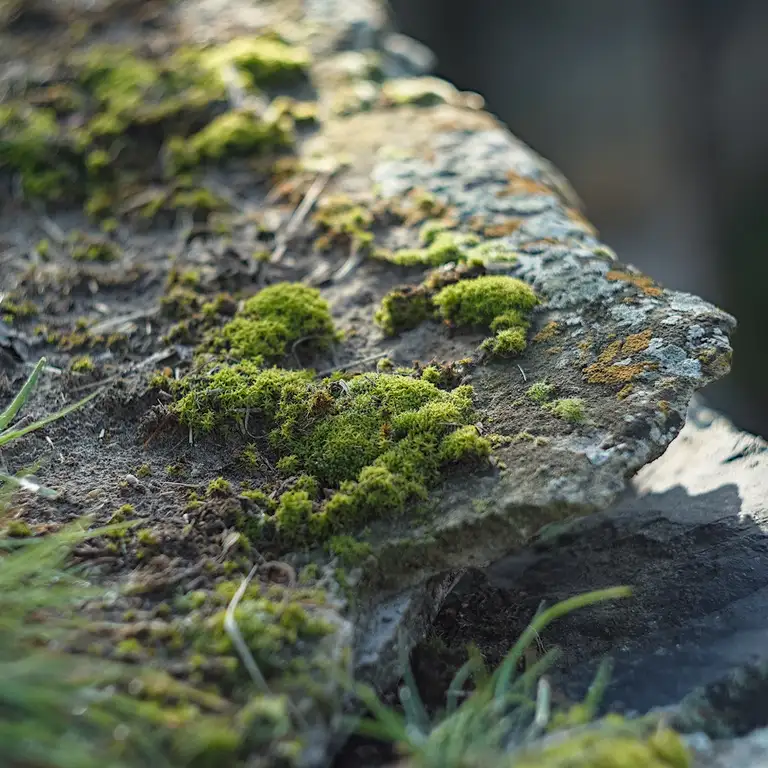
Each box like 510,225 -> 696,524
419,219 -> 451,246
526,380 -> 556,404
514,719 -> 690,768
76,47 -> 160,118
70,355 -> 95,373
314,196 -> 375,252
433,275 -> 538,328
241,283 -> 335,343
545,397 -> 585,423
201,37 -> 310,87
439,425 -> 491,463
327,535 -> 373,567
274,490 -> 315,546
0,298 -> 37,320
480,327 -> 527,357
137,529 -> 159,546
240,489 -> 276,512
215,317 -> 289,363
383,231 -> 480,267
173,363 -> 314,433
276,455 -> 300,475
205,283 -> 337,363
173,366 -> 487,543
171,109 -> 293,170
434,274 -> 538,357
5,520 -> 32,538
207,477 -> 232,496
421,365 -> 442,384
375,287 -> 431,336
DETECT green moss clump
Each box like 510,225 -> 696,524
513,718 -> 690,768
383,231 -> 480,267
439,425 -> 491,463
173,367 -> 487,543
207,477 -> 232,496
375,286 -> 431,336
174,363 -> 314,433
314,196 -> 375,253
170,109 -> 293,171
5,520 -> 32,538
327,535 -> 373,567
0,104 -> 73,200
161,287 -> 203,320
274,490 -> 315,546
545,398 -> 585,423
433,275 -> 539,357
433,275 -> 538,328
0,298 -> 37,322
71,237 -> 121,263
481,327 -> 527,357
276,455 -> 300,475
201,37 -> 310,87
70,355 -> 95,373
207,282 -> 337,363
137,529 -> 159,546
526,380 -> 556,404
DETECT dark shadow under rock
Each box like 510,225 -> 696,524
414,396 -> 768,750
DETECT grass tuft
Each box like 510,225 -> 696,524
345,585 -> 689,767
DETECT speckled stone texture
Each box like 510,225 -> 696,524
0,0 -> 741,763
318,123 -> 736,594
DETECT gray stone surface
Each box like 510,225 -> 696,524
480,395 -> 768,763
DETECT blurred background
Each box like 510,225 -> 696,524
389,0 -> 768,440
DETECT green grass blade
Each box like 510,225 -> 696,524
0,471 -> 58,497
0,389 -> 99,448
0,358 -> 46,431
492,587 -> 632,700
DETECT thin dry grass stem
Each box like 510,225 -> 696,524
316,352 -> 389,378
270,171 -> 333,263
331,242 -> 364,284
223,564 -> 271,694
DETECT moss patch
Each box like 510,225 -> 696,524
172,365 -> 489,546
375,286 -> 431,336
544,398 -> 585,423
433,274 -> 539,357
203,282 -> 337,364
0,35 -> 309,215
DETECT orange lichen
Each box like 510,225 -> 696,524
565,206 -> 598,236
468,214 -> 486,232
533,321 -> 561,343
583,329 -> 658,386
606,270 -> 663,297
584,361 -> 656,385
621,329 -> 653,356
617,384 -> 633,400
497,171 -> 553,198
519,237 -> 560,250
484,219 -> 522,238
594,339 -> 623,366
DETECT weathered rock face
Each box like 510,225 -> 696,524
425,397 -> 767,766
0,0 -> 737,765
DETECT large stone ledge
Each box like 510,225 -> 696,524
0,0 -> 744,766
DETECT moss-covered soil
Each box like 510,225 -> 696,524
0,1 -> 734,766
